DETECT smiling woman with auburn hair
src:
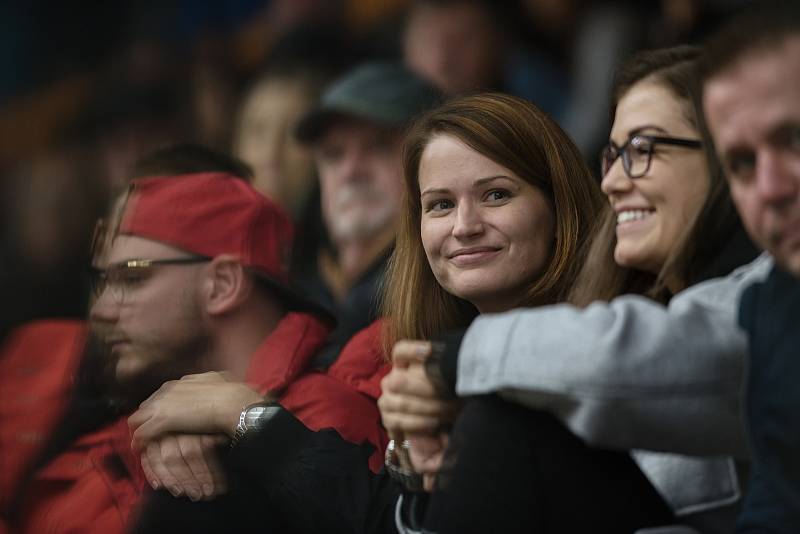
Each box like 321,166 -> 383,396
382,92 -> 604,345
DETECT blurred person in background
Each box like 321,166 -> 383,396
233,58 -> 335,220
231,24 -> 356,279
0,141 -> 107,340
401,0 -> 568,121
293,61 -> 440,367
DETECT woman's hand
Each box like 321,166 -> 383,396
379,340 -> 460,491
140,433 -> 228,501
379,340 -> 459,435
129,371 -> 264,450
406,433 -> 450,492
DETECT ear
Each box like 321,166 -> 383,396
201,255 -> 254,316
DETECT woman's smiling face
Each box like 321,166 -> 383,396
601,81 -> 709,276
419,134 -> 554,313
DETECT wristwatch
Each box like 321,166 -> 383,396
231,401 -> 282,447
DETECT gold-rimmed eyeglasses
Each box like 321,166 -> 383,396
90,257 -> 210,304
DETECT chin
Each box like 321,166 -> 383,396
777,250 -> 800,279
115,355 -> 148,384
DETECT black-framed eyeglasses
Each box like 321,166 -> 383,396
90,257 -> 210,304
600,134 -> 703,179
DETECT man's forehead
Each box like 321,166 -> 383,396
704,37 -> 800,134
705,35 -> 800,94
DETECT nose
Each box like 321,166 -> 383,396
600,161 -> 633,199
452,202 -> 484,239
89,287 -> 120,325
336,146 -> 371,185
755,150 -> 798,206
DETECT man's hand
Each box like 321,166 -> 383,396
379,340 -> 459,435
141,433 -> 228,501
129,371 -> 263,450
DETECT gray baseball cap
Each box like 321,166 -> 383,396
295,61 -> 441,143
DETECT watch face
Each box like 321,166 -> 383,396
244,404 -> 281,432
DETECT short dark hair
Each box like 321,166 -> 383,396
698,0 -> 800,83
131,143 -> 254,181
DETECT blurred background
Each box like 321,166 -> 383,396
0,0 -> 749,338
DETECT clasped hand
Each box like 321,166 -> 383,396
128,371 -> 264,501
378,340 -> 460,491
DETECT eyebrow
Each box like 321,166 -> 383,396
609,125 -> 669,144
628,125 -> 669,137
420,175 -> 519,197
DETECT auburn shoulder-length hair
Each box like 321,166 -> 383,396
382,92 -> 605,346
569,45 -> 755,306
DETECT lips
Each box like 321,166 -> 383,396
104,336 -> 131,353
447,246 -> 502,266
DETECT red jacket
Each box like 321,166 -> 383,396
7,313 -> 390,533
0,320 -> 87,515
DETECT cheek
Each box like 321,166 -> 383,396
732,188 -> 765,243
509,202 -> 555,262
420,220 -> 443,263
317,175 -> 338,212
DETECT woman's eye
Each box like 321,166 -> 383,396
485,189 -> 511,202
426,199 -> 454,212
629,136 -> 652,155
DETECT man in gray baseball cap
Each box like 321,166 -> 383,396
295,61 -> 440,364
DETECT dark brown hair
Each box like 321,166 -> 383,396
698,0 -> 800,85
382,92 -> 605,344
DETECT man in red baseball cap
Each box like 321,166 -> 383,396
11,154 -> 396,533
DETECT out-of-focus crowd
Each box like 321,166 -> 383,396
0,0 -> 741,336
2,1 -> 800,534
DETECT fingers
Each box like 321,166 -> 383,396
379,390 -> 459,418
145,436 -> 205,501
381,365 -> 438,398
406,433 -> 449,493
128,407 -> 149,435
392,340 -> 432,367
407,435 -> 446,473
131,415 -> 164,450
144,440 -> 180,496
179,371 -> 227,382
379,394 -> 458,433
140,453 -> 161,490
381,409 -> 442,434
177,434 -> 228,499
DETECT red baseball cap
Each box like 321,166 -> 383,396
119,172 -> 329,318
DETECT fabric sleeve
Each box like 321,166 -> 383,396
736,265 -> 800,533
456,254 -> 773,458
230,407 -> 400,534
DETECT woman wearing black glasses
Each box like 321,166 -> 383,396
381,46 -> 762,534
570,44 -> 756,307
